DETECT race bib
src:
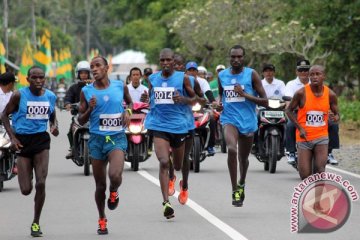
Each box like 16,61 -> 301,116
224,85 -> 245,103
26,101 -> 50,120
306,111 -> 325,127
154,87 -> 175,104
99,113 -> 123,131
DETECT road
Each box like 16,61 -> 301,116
0,110 -> 359,240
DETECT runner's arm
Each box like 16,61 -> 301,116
78,90 -> 92,125
180,75 -> 197,105
237,70 -> 268,107
123,85 -> 133,110
285,88 -> 306,139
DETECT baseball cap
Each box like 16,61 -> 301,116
296,59 -> 310,70
216,64 -> 226,72
186,61 -> 198,70
262,64 -> 275,72
143,67 -> 153,76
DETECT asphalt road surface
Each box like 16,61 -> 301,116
0,110 -> 359,240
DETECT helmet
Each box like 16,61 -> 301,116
75,61 -> 91,80
197,66 -> 207,74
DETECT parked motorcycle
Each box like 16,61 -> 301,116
0,124 -> 16,192
190,103 -> 215,173
253,99 -> 286,173
56,87 -> 66,109
125,102 -> 151,171
69,104 -> 91,176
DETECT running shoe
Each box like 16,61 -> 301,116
232,183 -> 245,207
30,223 -> 43,237
327,153 -> 338,165
168,174 -> 176,196
163,201 -> 175,219
97,218 -> 108,235
178,180 -> 188,205
107,191 -> 119,210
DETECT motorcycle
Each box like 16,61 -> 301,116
213,109 -> 227,153
69,104 -> 91,176
0,124 -> 16,192
125,102 -> 151,171
56,87 -> 66,109
190,103 -> 215,173
253,99 -> 286,173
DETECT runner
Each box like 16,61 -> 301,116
285,65 -> 339,180
145,48 -> 196,218
218,45 -> 268,207
78,56 -> 132,235
1,66 -> 59,237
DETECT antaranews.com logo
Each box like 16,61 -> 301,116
290,172 -> 359,233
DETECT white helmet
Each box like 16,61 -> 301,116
75,60 -> 91,79
198,66 -> 207,74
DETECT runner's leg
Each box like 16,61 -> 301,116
224,125 -> 239,191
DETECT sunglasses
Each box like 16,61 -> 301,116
297,68 -> 309,72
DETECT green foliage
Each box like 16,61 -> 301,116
338,97 -> 360,123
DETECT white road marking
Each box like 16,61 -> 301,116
327,166 -> 360,179
126,163 -> 248,240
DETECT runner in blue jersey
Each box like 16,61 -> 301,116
165,54 -> 207,205
144,48 -> 196,219
78,56 -> 132,235
1,66 -> 59,237
218,45 -> 268,207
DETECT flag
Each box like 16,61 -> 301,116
56,48 -> 72,81
0,40 -> 6,73
17,41 -> 34,87
34,29 -> 52,76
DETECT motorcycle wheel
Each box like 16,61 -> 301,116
0,181 -> 3,192
193,136 -> 201,173
83,140 -> 90,176
269,135 -> 278,174
131,144 -> 140,171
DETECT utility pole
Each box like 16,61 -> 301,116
31,0 -> 37,50
3,0 -> 8,58
85,0 -> 91,58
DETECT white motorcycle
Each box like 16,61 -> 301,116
0,124 -> 16,192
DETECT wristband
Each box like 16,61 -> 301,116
125,108 -> 132,116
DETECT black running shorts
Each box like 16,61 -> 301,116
149,130 -> 187,148
15,132 -> 51,158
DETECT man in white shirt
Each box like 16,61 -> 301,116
284,60 -> 339,165
0,72 -> 16,115
127,67 -> 149,103
261,64 -> 285,99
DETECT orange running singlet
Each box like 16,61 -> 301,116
296,84 -> 330,142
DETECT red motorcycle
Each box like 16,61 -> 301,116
190,103 -> 214,173
125,102 -> 151,171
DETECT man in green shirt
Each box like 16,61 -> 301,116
210,64 -> 225,100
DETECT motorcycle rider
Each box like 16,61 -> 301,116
284,60 -> 340,165
0,72 -> 16,116
64,61 -> 92,159
252,64 -> 285,153
127,67 -> 149,103
185,62 -> 217,155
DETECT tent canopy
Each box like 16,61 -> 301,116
112,50 -> 146,64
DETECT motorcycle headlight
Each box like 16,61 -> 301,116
129,125 -> 142,134
192,103 -> 202,112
